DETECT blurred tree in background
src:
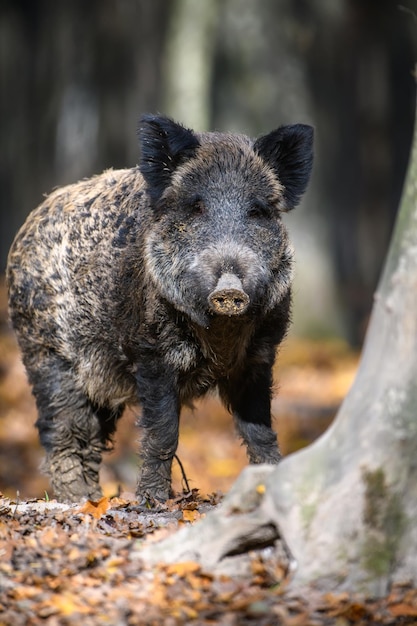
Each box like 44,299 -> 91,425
0,0 -> 415,344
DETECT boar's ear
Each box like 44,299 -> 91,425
254,124 -> 314,210
138,114 -> 200,201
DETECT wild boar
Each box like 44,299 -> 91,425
7,115 -> 313,503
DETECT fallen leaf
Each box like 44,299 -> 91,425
0,539 -> 13,562
182,509 -> 201,522
46,592 -> 92,616
77,497 -> 110,519
165,561 -> 201,578
389,602 -> 417,617
11,585 -> 39,600
67,547 -> 82,561
105,555 -> 126,575
40,525 -> 67,549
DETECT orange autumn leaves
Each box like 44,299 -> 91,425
77,492 -> 206,524
77,497 -> 110,519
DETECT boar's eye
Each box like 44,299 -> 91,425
185,195 -> 206,217
247,201 -> 271,220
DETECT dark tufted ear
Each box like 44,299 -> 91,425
254,124 -> 314,210
138,115 -> 200,202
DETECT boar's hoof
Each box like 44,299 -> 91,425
208,273 -> 250,316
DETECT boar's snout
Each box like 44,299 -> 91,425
208,273 -> 250,316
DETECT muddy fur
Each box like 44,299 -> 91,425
7,115 -> 313,503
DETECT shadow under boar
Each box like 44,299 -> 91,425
7,115 -> 313,503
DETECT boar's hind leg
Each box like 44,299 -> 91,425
31,355 -> 121,502
220,367 -> 281,465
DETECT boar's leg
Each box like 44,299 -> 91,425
136,360 -> 180,503
31,354 -> 122,502
220,365 -> 281,465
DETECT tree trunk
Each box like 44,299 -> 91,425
161,0 -> 219,131
139,99 -> 417,596
265,97 -> 417,596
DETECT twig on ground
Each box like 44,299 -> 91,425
174,454 -> 191,493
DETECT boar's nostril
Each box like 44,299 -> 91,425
209,290 -> 249,315
208,273 -> 250,316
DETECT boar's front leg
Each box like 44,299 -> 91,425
220,362 -> 281,465
135,356 -> 180,503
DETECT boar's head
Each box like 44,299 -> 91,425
139,115 -> 313,327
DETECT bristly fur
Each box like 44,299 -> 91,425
7,115 -> 314,503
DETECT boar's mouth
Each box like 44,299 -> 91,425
208,273 -> 250,316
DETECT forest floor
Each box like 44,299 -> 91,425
1,281 -> 417,625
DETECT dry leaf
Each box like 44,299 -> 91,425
67,547 -> 82,561
47,592 -> 91,616
389,603 -> 417,617
11,586 -> 39,600
182,509 -> 201,522
165,561 -> 201,577
0,539 -> 13,562
77,496 -> 110,519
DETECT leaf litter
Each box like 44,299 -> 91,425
1,492 -> 417,625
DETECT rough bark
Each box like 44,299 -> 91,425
139,102 -> 417,596
265,100 -> 417,596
